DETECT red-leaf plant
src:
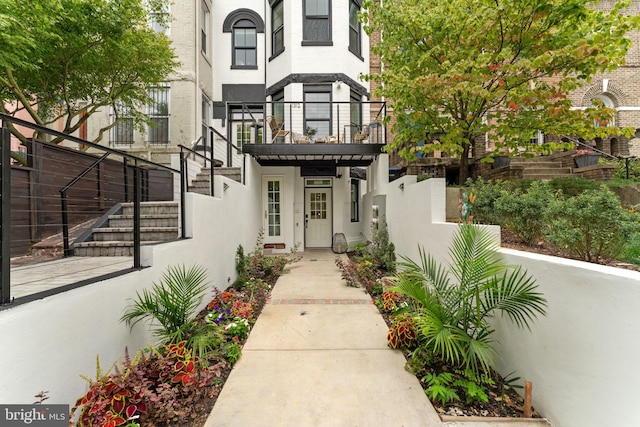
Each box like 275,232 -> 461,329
72,343 -> 226,426
387,315 -> 418,350
71,350 -> 148,427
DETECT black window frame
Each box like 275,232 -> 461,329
348,0 -> 363,59
271,0 -> 285,59
350,179 -> 359,222
272,90 -> 286,143
302,0 -> 332,46
232,19 -> 258,69
303,84 -> 332,140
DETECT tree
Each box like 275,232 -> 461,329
0,0 -> 178,159
362,0 -> 640,183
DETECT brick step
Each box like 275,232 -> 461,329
74,241 -> 166,257
196,167 -> 242,183
108,214 -> 179,228
511,156 -> 560,164
521,172 -> 573,180
91,227 -> 178,242
121,201 -> 179,216
522,167 -> 572,176
513,161 -> 564,169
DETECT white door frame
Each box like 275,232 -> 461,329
262,176 -> 285,245
304,180 -> 333,248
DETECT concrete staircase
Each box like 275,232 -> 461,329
189,167 -> 242,195
510,156 -> 572,180
73,201 -> 180,256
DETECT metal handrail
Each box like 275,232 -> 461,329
561,135 -> 619,160
0,113 -> 187,304
60,152 -> 111,257
178,144 -> 217,198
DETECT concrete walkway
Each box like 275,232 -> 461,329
205,249 -> 442,427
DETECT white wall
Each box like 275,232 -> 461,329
365,175 -> 640,427
0,175 -> 261,408
494,251 -> 640,427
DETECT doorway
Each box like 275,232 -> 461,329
305,187 -> 332,247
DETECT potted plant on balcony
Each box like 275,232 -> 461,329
574,148 -> 600,168
306,127 -> 317,141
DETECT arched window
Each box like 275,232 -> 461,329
233,20 -> 257,68
591,94 -> 615,127
223,9 -> 264,70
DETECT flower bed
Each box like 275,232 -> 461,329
70,235 -> 299,427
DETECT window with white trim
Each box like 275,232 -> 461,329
202,93 -> 211,149
201,2 -> 210,56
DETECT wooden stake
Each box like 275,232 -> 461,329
523,380 -> 533,418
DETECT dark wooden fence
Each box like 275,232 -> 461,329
10,141 -> 173,257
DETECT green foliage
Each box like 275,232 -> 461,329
361,0 -> 639,182
494,181 -> 556,245
422,372 -> 460,406
548,177 -> 601,198
621,232 -> 640,266
454,378 -> 489,404
223,341 -> 242,364
545,187 -> 640,262
120,265 -> 210,346
0,0 -> 178,147
233,245 -> 248,290
465,178 -> 513,225
232,230 -> 301,291
615,157 -> 640,181
370,216 -> 396,273
393,224 -> 547,377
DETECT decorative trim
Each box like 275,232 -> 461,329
581,81 -> 627,108
266,73 -> 369,98
223,9 -> 265,33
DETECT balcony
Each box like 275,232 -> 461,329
234,101 -> 387,167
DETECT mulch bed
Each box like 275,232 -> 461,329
500,228 -> 640,272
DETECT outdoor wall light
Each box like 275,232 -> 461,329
335,80 -> 343,89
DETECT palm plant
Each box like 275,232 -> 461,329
121,265 -> 210,346
392,224 -> 547,377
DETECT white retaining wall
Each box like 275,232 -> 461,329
363,176 -> 640,427
0,171 -> 261,408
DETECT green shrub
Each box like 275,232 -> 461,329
370,216 -> 396,273
121,265 -> 210,346
545,187 -> 640,262
465,177 -> 512,225
621,232 -> 640,266
393,224 -> 547,377
232,245 -> 248,290
494,181 -> 555,245
615,157 -> 640,181
548,177 -> 601,198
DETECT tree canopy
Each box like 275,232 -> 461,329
0,0 -> 178,148
362,0 -> 640,182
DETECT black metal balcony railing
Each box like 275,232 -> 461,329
227,101 -> 387,146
